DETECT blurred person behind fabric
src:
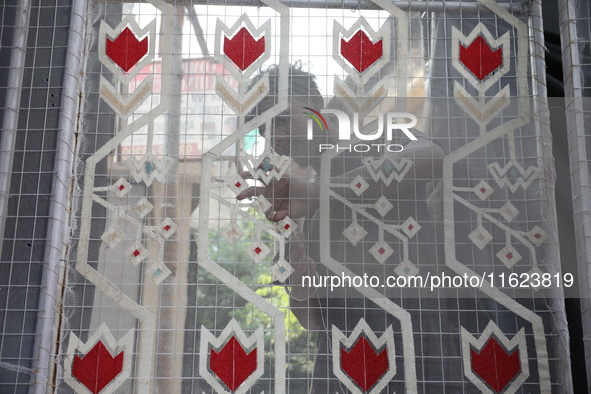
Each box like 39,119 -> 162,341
239,60 -> 447,392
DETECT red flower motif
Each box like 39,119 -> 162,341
210,336 -> 258,391
71,341 -> 124,394
106,27 -> 148,72
471,337 -> 521,393
459,35 -> 503,81
224,27 -> 265,71
340,336 -> 389,392
340,30 -> 383,73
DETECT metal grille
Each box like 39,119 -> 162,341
0,0 -> 74,393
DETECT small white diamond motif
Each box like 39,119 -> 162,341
349,175 -> 369,196
499,202 -> 519,222
247,241 -> 271,263
277,217 -> 297,238
468,225 -> 493,250
253,194 -> 272,216
527,226 -> 548,247
401,217 -> 421,238
373,196 -> 393,216
221,222 -> 244,245
111,177 -> 132,198
369,242 -> 394,264
271,258 -> 294,283
394,260 -> 419,277
101,225 -> 125,249
157,218 -> 178,239
474,180 -> 494,201
496,245 -> 522,268
125,241 -> 148,266
228,175 -> 248,195
131,197 -> 153,218
342,221 -> 368,246
147,261 -> 171,284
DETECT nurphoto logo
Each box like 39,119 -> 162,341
304,108 -> 418,152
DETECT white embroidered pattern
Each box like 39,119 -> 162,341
197,1 -> 292,392
75,0 -> 175,389
444,1 -> 551,390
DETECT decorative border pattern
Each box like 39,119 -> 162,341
461,321 -> 529,394
444,1 -> 551,390
75,0 -> 174,390
332,319 -> 396,394
317,1 -> 419,392
451,22 -> 510,93
197,0 -> 291,392
200,319 -> 265,394
64,324 -> 134,394
333,17 -> 391,87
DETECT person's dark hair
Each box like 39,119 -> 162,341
247,61 -> 319,122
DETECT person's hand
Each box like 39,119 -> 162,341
236,163 -> 319,222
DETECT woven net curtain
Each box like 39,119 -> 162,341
54,0 -> 576,393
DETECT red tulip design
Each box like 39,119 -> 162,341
340,336 -> 389,392
340,30 -> 383,73
71,341 -> 124,394
106,27 -> 148,72
459,35 -> 503,81
224,27 -> 265,71
471,336 -> 521,393
209,336 -> 258,391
